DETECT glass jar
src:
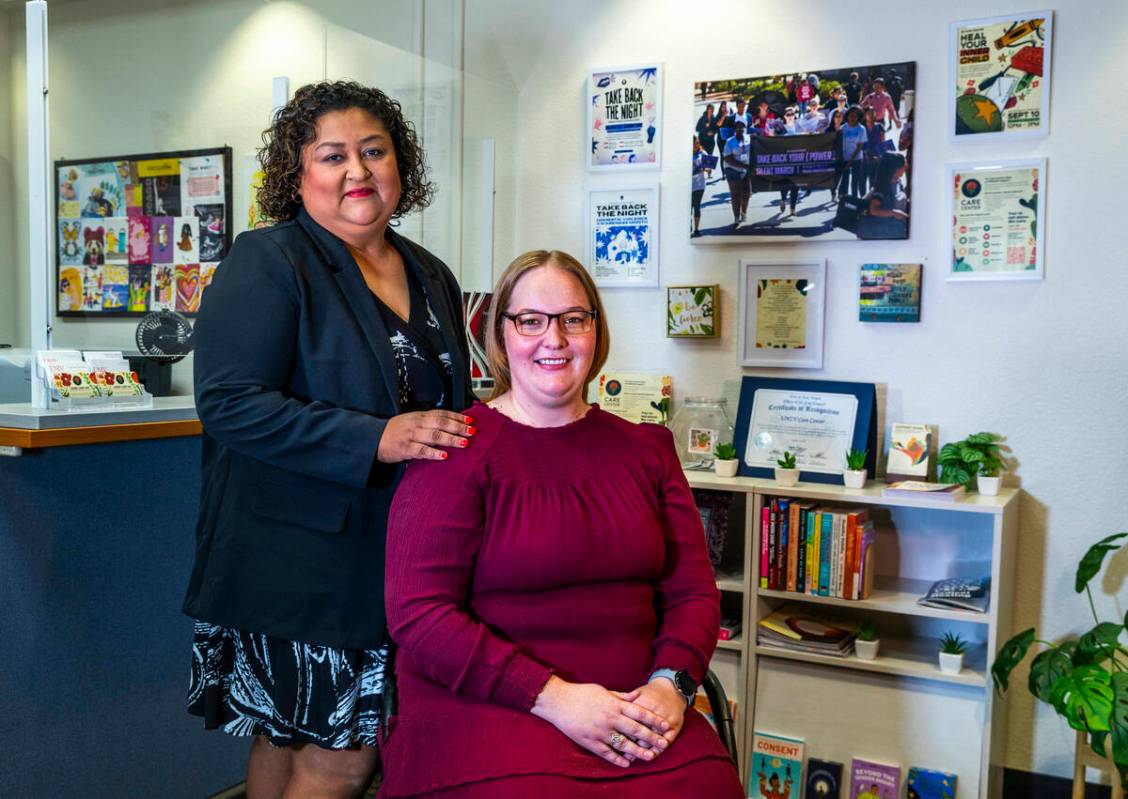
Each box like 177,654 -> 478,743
670,396 -> 734,468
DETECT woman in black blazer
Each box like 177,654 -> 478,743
183,81 -> 475,798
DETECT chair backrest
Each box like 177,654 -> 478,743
701,669 -> 739,769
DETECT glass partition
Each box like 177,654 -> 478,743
9,0 -> 471,398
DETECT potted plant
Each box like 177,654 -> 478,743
938,432 -> 1006,496
855,619 -> 880,660
774,451 -> 799,487
992,533 -> 1128,792
938,632 -> 968,674
842,447 -> 868,489
713,442 -> 739,478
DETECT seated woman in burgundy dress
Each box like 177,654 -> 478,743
380,250 -> 743,798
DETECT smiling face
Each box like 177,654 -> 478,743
502,264 -> 597,419
299,107 -> 401,244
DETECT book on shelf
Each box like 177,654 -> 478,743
881,481 -> 965,501
760,502 -> 876,601
885,422 -> 934,483
850,758 -> 900,799
917,577 -> 990,613
691,692 -> 737,731
806,758 -> 844,798
906,766 -> 957,799
718,617 -> 742,640
750,732 -> 804,799
757,604 -> 858,657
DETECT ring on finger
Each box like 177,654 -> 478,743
609,731 -> 626,750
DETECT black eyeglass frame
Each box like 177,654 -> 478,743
500,308 -> 599,337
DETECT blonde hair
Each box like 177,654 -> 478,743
486,250 -> 610,400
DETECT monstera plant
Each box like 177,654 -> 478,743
992,532 -> 1128,787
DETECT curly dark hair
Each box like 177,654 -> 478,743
256,80 -> 434,222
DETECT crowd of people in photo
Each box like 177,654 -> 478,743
692,70 -> 912,239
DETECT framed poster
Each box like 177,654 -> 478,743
586,185 -> 659,287
948,159 -> 1045,281
56,146 -> 233,317
859,263 -> 921,322
732,376 -> 877,483
950,11 -> 1052,140
692,61 -> 914,242
738,259 -> 825,368
667,285 -> 718,338
588,64 -> 662,170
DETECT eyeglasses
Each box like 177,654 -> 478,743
502,309 -> 598,336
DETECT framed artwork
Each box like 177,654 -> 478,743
586,184 -> 659,287
950,11 -> 1052,140
738,259 -> 825,369
56,146 -> 232,317
732,376 -> 877,483
667,285 -> 718,338
691,61 -> 914,242
588,63 -> 662,171
948,159 -> 1045,281
859,263 -> 921,322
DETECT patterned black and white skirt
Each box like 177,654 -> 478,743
187,621 -> 387,749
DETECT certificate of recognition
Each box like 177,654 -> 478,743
742,389 -> 858,474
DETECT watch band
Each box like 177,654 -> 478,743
649,668 -> 695,707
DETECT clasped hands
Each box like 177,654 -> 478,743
531,675 -> 688,769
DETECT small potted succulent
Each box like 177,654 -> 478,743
855,619 -> 880,660
938,432 -> 1006,496
774,451 -> 799,487
842,447 -> 868,490
713,442 -> 739,478
938,632 -> 968,674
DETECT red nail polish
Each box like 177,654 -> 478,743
467,426 -> 477,436
464,416 -> 474,424
459,439 -> 468,448
441,452 -> 449,460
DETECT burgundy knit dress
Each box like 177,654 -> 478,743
380,403 -> 743,798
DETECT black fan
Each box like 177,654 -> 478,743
135,310 -> 194,363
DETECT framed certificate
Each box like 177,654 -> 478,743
732,377 -> 877,483
738,259 -> 826,368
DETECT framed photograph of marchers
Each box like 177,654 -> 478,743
950,11 -> 1052,140
691,62 -> 914,242
588,64 -> 662,171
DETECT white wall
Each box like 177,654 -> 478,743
0,8 -> 20,348
477,0 -> 1128,782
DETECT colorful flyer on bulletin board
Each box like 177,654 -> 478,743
588,64 -> 662,170
586,185 -> 659,287
597,371 -> 671,425
951,11 -> 1052,140
949,159 -> 1045,281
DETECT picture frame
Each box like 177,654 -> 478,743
859,263 -> 922,323
732,376 -> 877,483
55,146 -> 233,317
588,63 -> 662,171
667,285 -> 718,338
586,184 -> 659,288
691,61 -> 915,242
950,11 -> 1052,141
948,158 -> 1045,281
738,259 -> 825,368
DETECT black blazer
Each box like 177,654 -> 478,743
182,208 -> 473,650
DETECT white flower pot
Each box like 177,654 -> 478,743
855,639 -> 880,660
714,458 -> 739,478
938,651 -> 964,675
843,469 -> 867,489
774,467 -> 800,487
977,474 -> 1002,496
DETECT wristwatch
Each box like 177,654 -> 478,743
649,668 -> 696,707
